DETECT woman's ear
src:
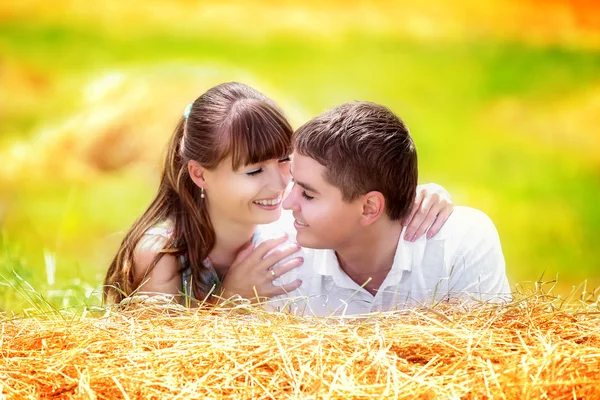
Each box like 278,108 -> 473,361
360,191 -> 386,226
188,160 -> 207,189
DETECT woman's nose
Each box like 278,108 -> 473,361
269,166 -> 288,191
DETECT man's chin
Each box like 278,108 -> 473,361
296,231 -> 328,249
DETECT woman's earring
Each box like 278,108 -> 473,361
201,187 -> 205,199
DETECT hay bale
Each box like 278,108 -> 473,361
1,293 -> 599,399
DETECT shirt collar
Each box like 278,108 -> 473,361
313,248 -> 340,276
393,226 -> 415,273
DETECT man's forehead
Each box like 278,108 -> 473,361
290,153 -> 330,194
290,153 -> 322,174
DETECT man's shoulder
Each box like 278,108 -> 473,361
436,206 -> 498,241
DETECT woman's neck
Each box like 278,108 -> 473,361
207,212 -> 256,277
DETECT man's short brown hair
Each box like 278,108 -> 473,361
294,101 -> 418,221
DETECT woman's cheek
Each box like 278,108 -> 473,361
281,169 -> 292,183
230,177 -> 253,201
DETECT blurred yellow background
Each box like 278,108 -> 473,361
1,0 -> 599,311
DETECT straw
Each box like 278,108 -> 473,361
1,290 -> 599,399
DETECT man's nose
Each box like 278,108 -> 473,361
282,184 -> 298,210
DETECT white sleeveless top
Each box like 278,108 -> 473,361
143,210 -> 299,301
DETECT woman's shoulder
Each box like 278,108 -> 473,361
133,220 -> 180,283
144,219 -> 175,239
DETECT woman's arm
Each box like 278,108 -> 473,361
403,183 -> 454,241
132,235 -> 182,301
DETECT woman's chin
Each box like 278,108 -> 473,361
252,208 -> 282,224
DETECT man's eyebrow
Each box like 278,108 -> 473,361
295,180 -> 321,195
290,164 -> 321,194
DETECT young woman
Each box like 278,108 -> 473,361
103,82 -> 452,305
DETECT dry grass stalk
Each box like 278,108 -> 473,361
1,292 -> 600,399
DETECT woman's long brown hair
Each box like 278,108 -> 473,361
103,82 -> 293,304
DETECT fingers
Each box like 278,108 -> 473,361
410,204 -> 439,241
404,193 -> 436,241
262,242 -> 301,268
270,257 -> 304,279
403,187 -> 424,229
239,236 -> 288,266
426,206 -> 453,239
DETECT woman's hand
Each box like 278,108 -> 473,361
403,183 -> 453,241
219,236 -> 303,301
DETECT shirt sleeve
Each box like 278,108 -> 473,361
447,209 -> 511,303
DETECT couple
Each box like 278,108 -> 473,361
103,82 -> 510,316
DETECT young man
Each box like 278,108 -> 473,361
270,101 -> 511,316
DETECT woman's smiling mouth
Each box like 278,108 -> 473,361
253,196 -> 282,210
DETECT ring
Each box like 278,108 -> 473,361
270,269 -> 277,279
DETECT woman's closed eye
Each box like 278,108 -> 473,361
246,157 -> 290,176
246,168 -> 263,176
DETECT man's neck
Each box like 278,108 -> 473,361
335,219 -> 404,294
207,208 -> 256,277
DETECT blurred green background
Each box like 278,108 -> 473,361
1,0 -> 599,312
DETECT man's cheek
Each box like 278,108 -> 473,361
315,213 -> 335,236
310,208 -> 326,228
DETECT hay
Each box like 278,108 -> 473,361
1,292 -> 600,399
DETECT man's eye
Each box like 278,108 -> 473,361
301,191 -> 314,200
279,156 -> 291,163
246,168 -> 263,176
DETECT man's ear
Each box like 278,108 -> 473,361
188,160 -> 207,189
360,191 -> 386,226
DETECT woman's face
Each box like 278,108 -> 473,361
202,156 -> 292,226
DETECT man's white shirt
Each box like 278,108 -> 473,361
257,206 -> 511,317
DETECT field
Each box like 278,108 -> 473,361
2,0 -> 600,312
1,1 -> 600,397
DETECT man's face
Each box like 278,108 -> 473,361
282,153 -> 363,249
